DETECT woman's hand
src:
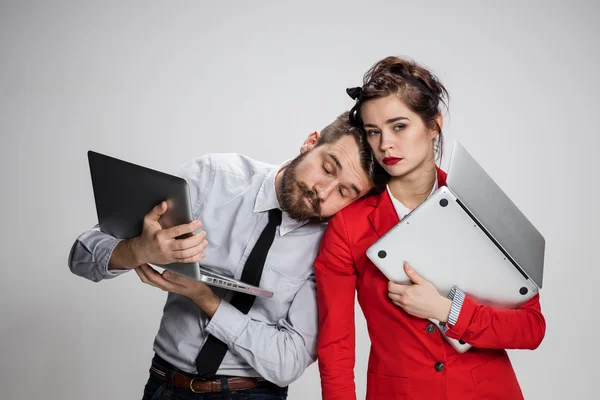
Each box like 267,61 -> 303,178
388,263 -> 452,322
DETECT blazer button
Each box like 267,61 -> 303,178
426,323 -> 436,333
434,362 -> 445,372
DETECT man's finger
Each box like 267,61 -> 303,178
163,220 -> 203,240
162,270 -> 193,289
177,252 -> 206,264
138,264 -> 175,291
135,265 -> 159,288
145,201 -> 168,223
173,241 -> 208,261
172,231 -> 207,251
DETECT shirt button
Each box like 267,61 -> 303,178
434,362 -> 444,372
426,323 -> 436,333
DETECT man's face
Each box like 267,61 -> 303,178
278,134 -> 373,222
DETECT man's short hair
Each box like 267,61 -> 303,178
316,111 -> 388,193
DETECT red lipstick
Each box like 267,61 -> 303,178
382,157 -> 403,165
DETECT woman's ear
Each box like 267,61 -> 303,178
430,113 -> 443,139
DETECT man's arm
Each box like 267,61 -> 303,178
68,226 -> 128,282
150,268 -> 318,387
68,205 -> 207,282
68,155 -> 214,282
205,276 -> 318,387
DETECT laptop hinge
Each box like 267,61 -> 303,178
454,198 -> 529,281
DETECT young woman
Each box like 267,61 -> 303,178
314,56 -> 546,400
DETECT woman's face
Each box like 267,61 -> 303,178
361,94 -> 440,178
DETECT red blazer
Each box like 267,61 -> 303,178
314,169 -> 546,400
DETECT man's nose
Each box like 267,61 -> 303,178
315,180 -> 337,201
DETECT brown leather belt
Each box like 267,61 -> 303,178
151,365 -> 267,393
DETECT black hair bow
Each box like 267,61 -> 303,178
346,86 -> 362,100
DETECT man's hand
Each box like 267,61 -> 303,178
135,264 -> 221,317
127,201 -> 208,266
387,263 -> 451,322
109,201 -> 208,270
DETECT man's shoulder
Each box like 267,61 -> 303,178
180,153 -> 277,179
208,153 -> 277,177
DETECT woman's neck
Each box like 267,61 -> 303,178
388,162 -> 438,211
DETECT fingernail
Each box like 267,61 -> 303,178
164,271 -> 171,278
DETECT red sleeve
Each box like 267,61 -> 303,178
445,293 -> 546,350
314,211 -> 357,400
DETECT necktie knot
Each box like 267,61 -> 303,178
269,208 -> 282,227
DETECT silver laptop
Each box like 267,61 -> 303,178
366,141 -> 545,352
87,150 -> 273,298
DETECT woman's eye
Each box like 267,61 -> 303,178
366,130 -> 379,136
394,124 -> 406,131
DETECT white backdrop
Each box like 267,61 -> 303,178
1,1 -> 598,399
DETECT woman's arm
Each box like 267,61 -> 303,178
443,291 -> 545,350
388,264 -> 546,350
314,212 -> 358,400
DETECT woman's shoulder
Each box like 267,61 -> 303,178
335,190 -> 386,220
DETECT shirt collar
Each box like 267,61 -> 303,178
253,161 -> 309,236
387,178 -> 439,220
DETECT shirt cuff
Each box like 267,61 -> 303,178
98,238 -> 129,280
438,286 -> 465,333
447,286 -> 465,326
443,294 -> 478,340
205,300 -> 250,345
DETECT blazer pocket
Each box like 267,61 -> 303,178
367,372 -> 410,400
470,355 -> 524,400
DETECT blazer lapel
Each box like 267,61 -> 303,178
367,190 -> 400,238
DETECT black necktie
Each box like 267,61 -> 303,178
195,208 -> 283,377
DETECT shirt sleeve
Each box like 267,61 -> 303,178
67,225 -> 127,282
443,291 -> 546,350
205,275 -> 318,387
68,154 -> 216,282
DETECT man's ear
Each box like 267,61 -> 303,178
300,131 -> 321,154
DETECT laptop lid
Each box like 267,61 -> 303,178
366,187 -> 539,306
87,150 -> 273,297
446,141 -> 545,288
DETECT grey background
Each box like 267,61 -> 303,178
1,1 -> 598,399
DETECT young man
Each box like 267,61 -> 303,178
68,112 -> 377,399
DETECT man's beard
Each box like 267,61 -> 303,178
278,153 -> 326,223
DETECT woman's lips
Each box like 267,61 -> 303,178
383,157 -> 403,165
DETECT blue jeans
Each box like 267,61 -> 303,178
141,355 -> 288,400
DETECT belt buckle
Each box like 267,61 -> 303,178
189,377 -> 203,393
